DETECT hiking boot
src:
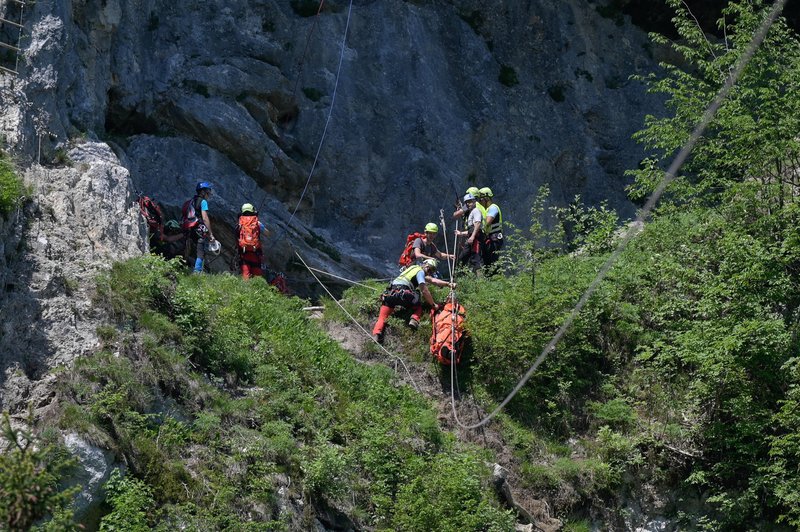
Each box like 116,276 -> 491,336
372,331 -> 384,344
408,317 -> 420,330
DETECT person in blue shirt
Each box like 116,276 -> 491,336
182,182 -> 217,273
478,187 -> 503,270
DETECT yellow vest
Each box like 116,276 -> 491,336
485,203 -> 502,234
393,265 -> 424,288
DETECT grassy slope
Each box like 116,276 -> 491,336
327,194 -> 800,530
41,257 -> 514,530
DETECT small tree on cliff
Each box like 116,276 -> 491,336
627,0 -> 800,211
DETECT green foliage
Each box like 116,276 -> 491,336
54,255 -> 510,529
95,256 -> 181,320
0,412 -> 78,530
99,469 -> 155,531
553,195 -> 620,254
627,0 -> 800,207
0,153 -> 23,217
392,453 -> 515,531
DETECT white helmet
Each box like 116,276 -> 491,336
208,239 -> 221,255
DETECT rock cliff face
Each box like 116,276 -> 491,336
5,0 -> 661,262
0,0 -> 662,406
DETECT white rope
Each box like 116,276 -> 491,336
439,209 -> 454,284
305,266 -> 381,291
286,0 -> 354,229
294,251 -> 421,392
449,0 -> 788,430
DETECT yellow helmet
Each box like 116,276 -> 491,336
466,186 -> 480,196
424,223 -> 438,233
241,203 -> 256,214
423,258 -> 438,270
479,187 -> 493,198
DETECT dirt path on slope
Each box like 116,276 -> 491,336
320,317 -> 562,532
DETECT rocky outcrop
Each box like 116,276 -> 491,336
0,141 -> 143,414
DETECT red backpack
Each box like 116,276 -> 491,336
138,195 -> 164,233
238,214 -> 261,252
181,195 -> 201,231
398,232 -> 425,267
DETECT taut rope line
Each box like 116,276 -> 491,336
285,0 -> 354,232
449,0 -> 788,430
295,251 -> 421,392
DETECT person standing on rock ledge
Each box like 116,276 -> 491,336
236,203 -> 270,280
181,181 -> 217,273
479,187 -> 503,271
455,193 -> 484,273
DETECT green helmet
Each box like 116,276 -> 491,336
241,203 -> 256,214
424,222 -> 438,233
466,186 -> 480,197
423,258 -> 438,270
479,187 -> 493,198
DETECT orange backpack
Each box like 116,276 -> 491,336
430,299 -> 467,365
398,232 -> 425,267
238,214 -> 261,252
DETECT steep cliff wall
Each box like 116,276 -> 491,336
4,0 -> 662,268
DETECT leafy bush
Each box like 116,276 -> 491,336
52,256 -> 513,529
99,469 -> 155,531
0,153 -> 23,217
0,413 -> 77,530
392,453 -> 515,531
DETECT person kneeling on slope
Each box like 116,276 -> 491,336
372,259 -> 455,344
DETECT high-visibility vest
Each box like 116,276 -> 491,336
485,203 -> 502,235
393,265 -> 424,289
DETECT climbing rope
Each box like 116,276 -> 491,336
290,0 -> 327,103
294,251 -> 421,392
445,0 -> 788,431
281,0 -> 354,240
304,266 -> 381,291
255,0 -> 325,216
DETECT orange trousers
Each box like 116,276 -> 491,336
372,304 -> 422,335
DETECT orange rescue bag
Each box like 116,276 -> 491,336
430,299 -> 467,365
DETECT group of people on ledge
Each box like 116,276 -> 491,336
148,181 -> 503,345
371,186 -> 503,344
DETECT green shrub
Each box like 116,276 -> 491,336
100,469 -> 155,531
0,413 -> 78,530
0,154 -> 22,216
392,453 -> 515,531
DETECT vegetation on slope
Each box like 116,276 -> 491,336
0,152 -> 23,217
23,257 -> 512,530
330,2 -> 800,528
